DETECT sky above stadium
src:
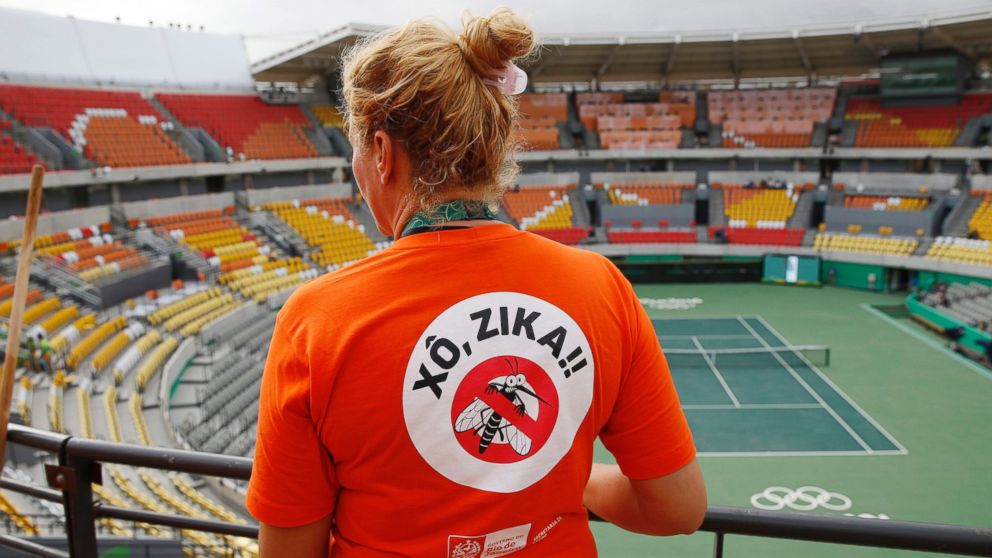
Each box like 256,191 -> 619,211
1,0 -> 989,62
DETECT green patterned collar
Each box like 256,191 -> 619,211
400,200 -> 498,238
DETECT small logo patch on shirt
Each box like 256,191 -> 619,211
447,523 -> 531,558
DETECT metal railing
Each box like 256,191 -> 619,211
1,423 -> 990,557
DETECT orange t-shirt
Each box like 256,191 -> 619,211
246,223 -> 695,557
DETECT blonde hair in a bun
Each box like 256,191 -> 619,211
341,7 -> 536,210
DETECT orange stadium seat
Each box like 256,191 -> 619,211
0,85 -> 186,168
846,93 -> 992,148
843,195 -> 929,211
603,183 -> 694,205
501,186 -> 588,244
155,93 -> 318,160
518,93 -> 569,121
709,88 -> 835,148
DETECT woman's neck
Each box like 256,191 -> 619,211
397,199 -> 497,238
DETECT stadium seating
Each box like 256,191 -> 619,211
40,235 -> 150,285
140,207 -> 272,270
844,195 -> 928,211
0,289 -> 42,317
608,229 -> 697,243
224,257 -> 317,303
516,94 -> 568,150
603,182 -> 694,205
311,104 -> 345,128
155,93 -> 318,160
81,114 -> 189,167
919,282 -> 992,328
77,388 -> 93,439
814,233 -> 918,256
966,195 -> 992,240
846,93 -> 992,147
0,123 -> 39,174
0,492 -> 39,535
575,91 -> 696,150
2,224 -> 113,255
49,314 -> 97,354
502,186 -> 573,230
710,226 -> 805,246
709,88 -> 835,148
66,316 -> 127,369
925,236 -> 992,266
519,93 -> 569,122
90,323 -> 145,374
111,329 -> 161,385
134,336 -> 179,391
720,184 -> 803,227
0,84 -> 188,168
516,118 -> 560,150
266,198 -> 381,269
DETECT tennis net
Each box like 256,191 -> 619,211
663,345 -> 831,367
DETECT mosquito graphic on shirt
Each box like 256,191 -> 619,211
455,357 -> 551,456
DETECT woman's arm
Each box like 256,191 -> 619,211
583,458 -> 706,536
259,513 -> 333,557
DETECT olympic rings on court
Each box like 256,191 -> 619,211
750,486 -> 852,512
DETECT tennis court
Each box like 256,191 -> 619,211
656,316 -> 905,456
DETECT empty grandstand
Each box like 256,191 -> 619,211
0,3 -> 988,557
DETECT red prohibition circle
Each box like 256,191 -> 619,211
450,355 -> 559,464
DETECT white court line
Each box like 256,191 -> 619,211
736,316 -> 875,454
698,449 -> 905,458
757,314 -> 909,455
861,303 -> 992,384
683,403 -> 822,410
654,314 -> 757,320
659,334 -> 756,340
691,336 -> 742,408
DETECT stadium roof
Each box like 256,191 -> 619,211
251,8 -> 992,85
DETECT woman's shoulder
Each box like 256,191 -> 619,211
277,250 -> 399,322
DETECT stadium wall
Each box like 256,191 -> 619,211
820,260 -> 887,291
0,7 -> 253,89
916,271 -> 992,289
823,202 -> 946,236
0,205 -> 109,239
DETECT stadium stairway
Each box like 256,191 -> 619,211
145,98 -> 208,163
708,187 -> 726,227
954,115 -> 990,147
811,122 -> 828,148
325,127 -> 352,159
33,127 -> 85,169
299,104 -> 326,131
296,106 -> 336,156
0,108 -> 61,170
943,195 -> 983,237
788,189 -> 817,229
143,100 -> 224,162
569,191 -> 592,228
840,120 -> 859,147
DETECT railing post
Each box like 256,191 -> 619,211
713,532 -> 725,558
45,439 -> 100,558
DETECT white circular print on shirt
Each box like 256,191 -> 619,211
403,292 -> 595,493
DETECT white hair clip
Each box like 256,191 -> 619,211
483,63 -> 528,95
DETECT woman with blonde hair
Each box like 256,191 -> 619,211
247,8 -> 705,557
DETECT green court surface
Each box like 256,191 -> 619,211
657,316 -> 903,455
591,284 -> 992,558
